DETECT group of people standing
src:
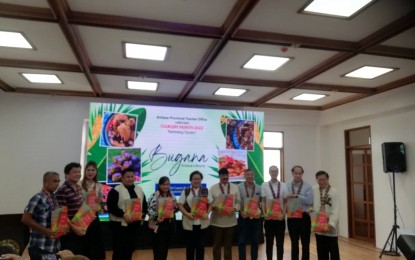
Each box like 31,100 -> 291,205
21,161 -> 339,260
239,165 -> 340,260
22,162 -> 106,260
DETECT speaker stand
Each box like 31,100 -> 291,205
379,172 -> 400,258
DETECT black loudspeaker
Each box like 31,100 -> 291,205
397,235 -> 415,260
382,142 -> 406,173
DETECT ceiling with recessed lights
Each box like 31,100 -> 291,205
0,0 -> 414,110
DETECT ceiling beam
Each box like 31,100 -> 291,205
0,3 -> 55,22
253,10 -> 415,107
259,103 -> 321,111
365,45 -> 415,60
297,83 -> 375,94
0,58 -> 81,72
14,87 -> 94,97
47,0 -> 103,97
202,75 -> 289,88
233,30 -> 358,52
0,79 -> 15,92
91,66 -> 193,81
177,0 -> 260,102
68,11 -> 222,39
102,93 -> 178,103
375,74 -> 415,93
320,94 -> 372,110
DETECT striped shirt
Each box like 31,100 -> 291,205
56,181 -> 84,219
24,191 -> 60,253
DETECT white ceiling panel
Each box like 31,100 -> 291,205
266,89 -> 357,106
189,83 -> 276,103
0,18 -> 78,63
97,74 -> 185,97
77,25 -> 213,73
206,41 -> 337,81
241,0 -> 415,41
307,54 -> 415,87
0,67 -> 92,92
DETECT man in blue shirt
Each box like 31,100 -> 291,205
286,165 -> 314,260
22,171 -> 62,260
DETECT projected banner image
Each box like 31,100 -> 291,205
87,102 -> 264,205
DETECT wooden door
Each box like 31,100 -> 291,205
346,127 -> 375,242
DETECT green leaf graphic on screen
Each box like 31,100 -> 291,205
86,103 -> 147,183
217,110 -> 264,183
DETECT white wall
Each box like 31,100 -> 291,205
320,83 -> 415,248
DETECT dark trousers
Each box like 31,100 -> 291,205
81,217 -> 106,260
238,218 -> 260,260
110,220 -> 139,260
28,246 -> 57,260
264,219 -> 286,260
287,213 -> 311,260
152,219 -> 174,260
211,225 -> 235,260
60,231 -> 83,255
185,225 -> 207,260
315,234 -> 340,260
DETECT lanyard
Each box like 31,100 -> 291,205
244,182 -> 255,198
291,181 -> 303,195
191,186 -> 198,197
43,189 -> 58,210
320,185 -> 331,206
269,181 -> 281,199
219,182 -> 230,194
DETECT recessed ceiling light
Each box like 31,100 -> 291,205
21,73 -> 62,84
243,55 -> 290,71
125,43 -> 168,61
0,31 -> 33,49
303,0 -> 374,18
292,93 -> 327,101
214,87 -> 246,97
127,81 -> 158,91
345,66 -> 394,79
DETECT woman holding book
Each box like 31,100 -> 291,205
79,161 -> 106,260
107,167 -> 148,260
147,176 -> 179,260
178,171 -> 213,260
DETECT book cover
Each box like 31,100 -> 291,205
71,203 -> 95,229
286,197 -> 303,218
243,197 -> 261,218
51,206 -> 68,238
216,194 -> 234,215
190,196 -> 208,219
157,197 -> 175,219
125,198 -> 142,221
265,198 -> 284,220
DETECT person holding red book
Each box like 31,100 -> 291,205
55,163 -> 86,255
79,161 -> 106,260
261,165 -> 288,260
210,168 -> 241,260
286,165 -> 314,260
312,171 -> 340,260
178,171 -> 213,260
107,167 -> 148,260
237,169 -> 262,260
147,176 -> 178,260
21,171 -> 62,260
